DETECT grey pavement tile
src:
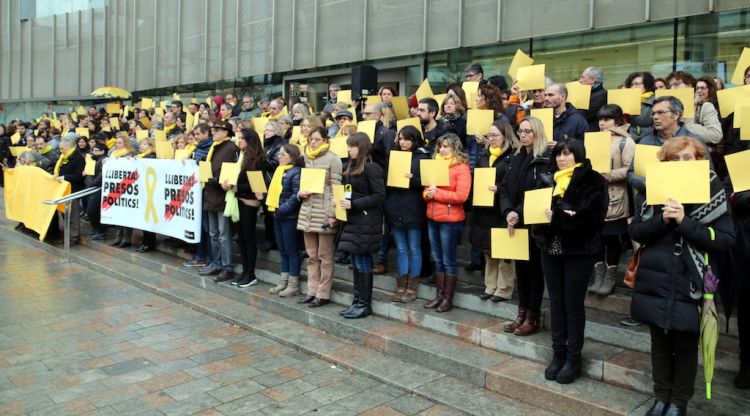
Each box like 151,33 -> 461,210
252,354 -> 303,373
300,379 -> 366,406
301,402 -> 358,416
264,378 -> 318,400
334,389 -> 396,413
298,367 -> 352,387
146,358 -> 198,376
101,357 -> 155,376
387,393 -> 436,415
259,393 -> 328,416
252,371 -> 292,388
163,376 -> 221,401
100,368 -> 155,388
189,347 -> 237,365
215,392 -> 276,415
208,366 -> 264,385
207,378 -> 266,402
158,392 -> 222,416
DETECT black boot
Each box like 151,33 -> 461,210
663,403 -> 687,416
645,400 -> 669,416
556,353 -> 582,384
544,347 -> 567,381
343,271 -> 372,319
340,270 -> 360,316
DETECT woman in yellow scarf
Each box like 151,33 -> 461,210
107,134 -> 136,248
623,71 -> 657,141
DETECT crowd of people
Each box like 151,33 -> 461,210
1,61 -> 750,415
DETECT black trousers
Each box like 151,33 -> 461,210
238,203 -> 260,278
262,203 -> 276,246
541,253 -> 596,355
515,242 -> 544,311
649,325 -> 699,407
86,192 -> 106,234
141,231 -> 156,248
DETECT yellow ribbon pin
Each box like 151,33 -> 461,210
143,167 -> 159,224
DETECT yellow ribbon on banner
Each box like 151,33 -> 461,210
143,167 -> 159,224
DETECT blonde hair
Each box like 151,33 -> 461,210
301,115 -> 323,135
374,102 -> 395,128
116,131 -> 134,152
138,137 -> 155,150
441,91 -> 466,116
340,124 -> 358,137
517,117 -> 548,157
657,136 -> 707,161
433,133 -> 469,164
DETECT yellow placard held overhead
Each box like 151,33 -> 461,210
472,167 -> 496,207
491,228 -> 530,261
329,135 -> 349,158
291,126 -> 303,144
300,168 -> 327,193
396,117 -> 424,140
159,100 -> 170,110
391,96 -> 410,120
332,184 -> 347,222
219,162 -> 241,186
174,149 -> 192,160
155,141 -> 175,159
9,146 -> 26,157
198,161 -> 212,182
71,112 -> 78,122
153,129 -> 167,142
565,81 -> 591,110
516,64 -> 546,91
434,94 -> 447,110
184,112 -> 195,131
135,129 -> 149,140
139,116 -> 153,128
731,47 -> 750,86
656,88 -> 695,119
584,131 -> 612,173
154,107 -> 165,117
607,88 -> 642,115
466,109 -> 494,136
725,149 -> 750,193
415,79 -> 434,101
523,187 -> 553,225
106,103 -> 121,114
365,95 -> 382,106
716,84 -> 750,118
337,90 -> 352,105
462,81 -> 480,109
633,144 -> 661,177
76,105 -> 87,116
387,151 -> 412,189
246,171 -> 268,193
75,127 -> 90,138
741,106 -> 750,140
140,97 -> 154,109
253,117 -> 270,137
646,160 -> 710,205
83,154 -> 96,176
530,108 -> 554,141
508,49 -> 535,80
732,97 -> 750,128
419,159 -> 450,186
109,117 -> 120,130
10,132 -> 21,145
357,120 -> 377,142
49,119 -> 61,130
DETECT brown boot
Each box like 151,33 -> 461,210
514,310 -> 540,336
401,275 -> 419,303
436,275 -> 458,313
392,275 -> 408,302
504,307 -> 527,333
424,272 -> 445,309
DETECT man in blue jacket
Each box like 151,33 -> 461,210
545,83 -> 589,142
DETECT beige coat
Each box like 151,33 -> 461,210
601,125 -> 635,221
296,149 -> 342,234
684,101 -> 723,144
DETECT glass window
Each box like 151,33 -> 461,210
29,0 -> 106,19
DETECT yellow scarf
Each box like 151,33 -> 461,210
111,148 -> 129,158
436,153 -> 457,166
489,146 -> 503,166
552,163 -> 582,197
137,150 -> 154,158
184,143 -> 196,155
641,91 -> 654,103
39,145 -> 53,155
266,165 -> 294,212
165,124 -> 175,134
53,146 -> 76,176
106,138 -> 116,149
206,138 -> 230,163
305,143 -> 330,160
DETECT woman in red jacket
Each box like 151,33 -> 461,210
423,133 -> 472,313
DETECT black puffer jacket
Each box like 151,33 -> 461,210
371,121 -> 397,170
534,160 -> 608,255
385,148 -> 430,229
469,147 -> 513,249
440,114 -> 467,144
338,162 -> 385,254
262,135 -> 284,183
499,147 -> 551,225
58,150 -> 86,192
273,166 -> 302,220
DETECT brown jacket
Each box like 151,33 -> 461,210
296,149 -> 342,234
601,125 -> 635,221
203,139 -> 238,212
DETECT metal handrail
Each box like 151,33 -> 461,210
42,186 -> 100,262
42,187 -> 100,205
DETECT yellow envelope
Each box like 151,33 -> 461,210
83,154 -> 96,176
154,107 -> 164,117
732,98 -> 750,128
136,129 -> 149,140
10,132 -> 21,145
391,96 -> 410,120
530,108 -> 553,141
106,103 -> 121,114
365,95 -> 382,106
300,168 -> 326,193
584,131 -> 612,173
141,97 -> 154,109
741,106 -> 750,140
337,90 -> 352,104
415,79 -> 434,101
523,187 -> 553,225
473,167 -> 496,207
246,171 -> 267,193
291,126 -> 303,144
725,149 -> 750,193
174,149 -> 192,160
199,161 -> 212,182
333,184 -> 347,221
9,146 -> 26,157
139,116 -> 153,128
75,127 -> 90,138
731,47 -> 750,85
253,117 -> 270,136
516,64 -> 546,91
607,88 -> 641,115
387,151 -> 412,189
155,141 -> 174,159
466,109 -> 494,136
396,117 -> 424,140
109,117 -> 120,130
419,159 -> 450,186
646,160 -> 710,205
219,162 -> 241,186
491,228 -> 529,261
565,81 -> 591,110
153,129 -> 167,142
508,49 -> 534,80
329,135 -> 349,158
633,144 -> 661,177
462,81 -> 479,109
76,105 -> 86,116
655,88 -> 695,119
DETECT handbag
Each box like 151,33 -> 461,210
623,246 -> 642,289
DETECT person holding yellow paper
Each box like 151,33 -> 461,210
533,139 -> 608,385
417,98 -> 445,153
438,91 -> 467,143
106,134 -> 136,249
623,72 -> 657,141
133,137 -> 157,253
297,126 -> 343,308
291,115 -> 323,149
470,120 -> 518,302
578,67 -> 607,132
666,72 -> 723,145
423,133 -> 471,313
83,143 -> 109,241
499,116 -> 551,336
630,136 -> 734,415
545,83 -> 589,142
52,136 -> 86,244
364,103 -> 398,170
260,121 -> 286,252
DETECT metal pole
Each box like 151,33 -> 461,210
63,202 -> 71,263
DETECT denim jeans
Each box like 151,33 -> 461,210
427,220 -> 463,275
195,209 -> 213,262
275,218 -> 301,276
207,211 -> 232,271
391,226 -> 422,277
377,223 -> 391,265
352,253 -> 373,273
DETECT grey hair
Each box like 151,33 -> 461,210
329,83 -> 340,91
265,121 -> 283,136
291,103 -> 309,117
585,67 -> 604,83
464,63 -> 483,75
259,96 -> 271,105
551,83 -> 568,97
60,135 -> 78,148
653,96 -> 684,118
278,115 -> 293,125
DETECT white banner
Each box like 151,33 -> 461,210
100,158 -> 202,243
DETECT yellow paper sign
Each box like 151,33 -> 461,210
10,132 -> 21,145
139,116 -> 153,128
716,84 -> 750,118
508,49 -> 534,80
159,100 -> 169,110
633,144 -> 661,177
419,159 -> 450,186
517,64 -> 546,91
174,149 -> 192,160
337,90 -> 352,104
140,97 -> 154,109
472,167 -> 496,207
530,108 -> 554,141
246,171 -> 267,193
725,149 -> 750,193
49,119 -> 61,130
172,93 -> 181,100
253,117 -> 270,136
185,112 -> 195,131
584,131 -> 612,173
415,79 -> 434,101
565,81 -> 591,110
83,154 -> 96,176
365,95 -> 382,106
732,98 -> 750,128
607,88 -> 642,115
109,117 -> 120,130
333,184 -> 347,221
357,120 -> 377,142
291,126 -> 303,144
136,129 -> 149,140
731,47 -> 750,86
102,126 -> 112,133
71,112 -> 78,122
219,162 -> 241,186
155,141 -> 175,159
153,129 -> 167,142
523,188 -> 553,225
646,160 -> 710,205
106,103 -> 121,114
434,94 -> 447,111
123,105 -> 130,118
154,107 -> 165,117
741,106 -> 750,140
491,228 -> 530,261
76,105 -> 86,116
462,81 -> 479,109
387,151 -> 412,189
329,135 -> 349,158
9,146 -> 26,157
300,168 -> 326,193
466,109 -> 494,136
656,88 -> 695,119
75,127 -> 90,138
396,117 -> 424,140
199,161 -> 212,182
391,96 -> 410,120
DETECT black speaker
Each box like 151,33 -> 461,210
351,65 -> 378,100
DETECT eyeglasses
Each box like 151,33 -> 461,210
362,112 -> 375,116
517,129 -> 533,135
651,110 -> 673,117
486,133 -> 502,138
